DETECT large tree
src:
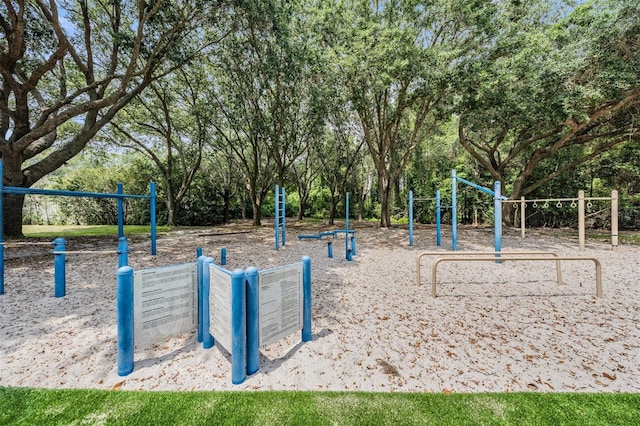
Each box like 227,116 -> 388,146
0,0 -> 225,236
455,0 -> 640,224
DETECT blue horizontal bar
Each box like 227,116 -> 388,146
2,186 -> 150,199
455,177 -> 508,200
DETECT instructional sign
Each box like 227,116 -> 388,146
133,263 -> 197,349
209,264 -> 232,352
258,263 -> 303,347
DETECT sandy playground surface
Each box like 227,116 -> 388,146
1,222 -> 639,393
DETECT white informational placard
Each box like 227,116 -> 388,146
209,264 -> 232,352
133,263 -> 197,349
258,263 -> 303,347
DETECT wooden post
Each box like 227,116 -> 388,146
578,190 -> 585,251
611,190 -> 619,251
520,196 -> 526,238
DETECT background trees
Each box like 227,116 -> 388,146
4,0 -> 639,232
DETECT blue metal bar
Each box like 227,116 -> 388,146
436,190 -> 441,246
202,257 -> 215,349
345,192 -> 350,261
281,186 -> 286,246
302,256 -> 312,342
117,183 -> 124,238
150,182 -> 157,256
327,241 -> 333,258
231,268 -> 247,385
53,238 -> 67,297
409,190 -> 414,246
245,266 -> 259,376
117,266 -> 134,376
117,237 -> 129,268
452,170 -> 457,251
220,247 -> 227,266
2,186 -> 150,199
275,185 -> 280,251
494,181 -> 503,257
197,255 -> 204,343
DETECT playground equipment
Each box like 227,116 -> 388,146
423,253 -> 602,298
297,192 -> 356,261
117,250 -> 312,385
502,190 -> 619,252
0,160 -> 157,295
49,237 -> 130,298
275,184 -> 286,250
408,190 -> 441,247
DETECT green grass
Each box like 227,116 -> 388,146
22,225 -> 170,238
0,387 -> 638,425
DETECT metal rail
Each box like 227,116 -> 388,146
416,251 -> 563,288
428,255 -> 602,298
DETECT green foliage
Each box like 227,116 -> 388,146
1,387 -> 640,425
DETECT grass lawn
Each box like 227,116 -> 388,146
1,387 -> 639,425
22,225 -> 170,238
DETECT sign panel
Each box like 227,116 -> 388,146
133,263 -> 197,349
209,264 -> 232,352
258,263 -> 303,347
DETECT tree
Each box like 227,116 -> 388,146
318,0 -> 496,227
0,0 -> 226,236
109,61 -> 211,226
455,0 -> 640,225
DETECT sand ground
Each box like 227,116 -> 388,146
1,223 -> 638,392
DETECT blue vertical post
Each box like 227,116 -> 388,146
0,160 -> 4,295
281,186 -> 286,246
436,190 -> 441,246
117,237 -> 129,268
327,241 -> 333,258
275,184 -> 280,251
196,247 -> 203,258
117,266 -> 134,376
245,266 -> 259,376
351,235 -> 356,256
494,181 -> 502,257
150,182 -> 157,256
409,190 -> 414,246
53,238 -> 67,298
451,170 -> 457,251
202,257 -> 215,349
197,255 -> 205,343
220,247 -> 227,266
346,192 -> 351,261
231,268 -> 247,385
302,256 -> 312,342
117,183 -> 124,239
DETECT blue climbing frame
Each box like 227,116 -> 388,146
451,169 -> 507,252
0,160 -> 157,295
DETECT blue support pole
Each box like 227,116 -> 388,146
245,266 -> 259,376
436,190 -> 441,246
117,266 -> 134,376
220,247 -> 227,266
197,255 -> 205,343
302,256 -> 312,342
231,268 -> 247,385
117,237 -> 129,268
281,186 -> 286,246
0,160 -> 4,295
117,183 -> 124,239
345,192 -> 351,261
202,257 -> 215,349
53,238 -> 67,297
196,247 -> 203,258
494,181 -> 503,257
351,236 -> 356,256
150,182 -> 157,256
327,241 -> 333,258
451,170 -> 457,251
409,190 -> 414,246
275,185 -> 280,251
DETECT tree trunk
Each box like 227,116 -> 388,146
3,194 -> 26,238
378,175 -> 392,228
222,190 -> 231,224
252,200 -> 261,226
